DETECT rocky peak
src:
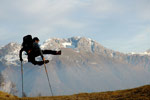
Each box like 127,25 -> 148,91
0,43 -> 21,56
41,37 -> 108,53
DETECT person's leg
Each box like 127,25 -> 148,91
33,60 -> 49,65
28,55 -> 48,65
42,50 -> 61,55
30,60 -> 49,66
31,60 -> 44,65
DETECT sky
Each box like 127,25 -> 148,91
0,0 -> 150,53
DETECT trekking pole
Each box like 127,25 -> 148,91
43,62 -> 54,96
21,61 -> 24,97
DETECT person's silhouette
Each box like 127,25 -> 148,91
19,36 -> 61,65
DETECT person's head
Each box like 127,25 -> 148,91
33,37 -> 40,43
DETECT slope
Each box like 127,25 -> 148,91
0,85 -> 150,100
0,91 -> 17,100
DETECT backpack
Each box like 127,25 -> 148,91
22,35 -> 33,53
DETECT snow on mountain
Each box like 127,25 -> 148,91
146,49 -> 150,53
41,37 -> 101,53
0,42 -> 28,66
127,49 -> 150,56
129,51 -> 150,56
0,37 -> 150,97
141,52 -> 150,55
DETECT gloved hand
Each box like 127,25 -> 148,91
43,57 -> 45,61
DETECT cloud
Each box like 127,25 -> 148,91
15,0 -> 79,19
0,28 -> 9,40
102,26 -> 150,53
0,0 -> 150,53
128,27 -> 150,45
133,0 -> 150,21
89,0 -> 119,13
0,0 -> 82,22
119,27 -> 150,53
0,0 -> 86,40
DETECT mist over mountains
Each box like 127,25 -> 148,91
0,37 -> 150,97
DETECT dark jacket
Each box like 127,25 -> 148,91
32,42 -> 44,59
19,42 -> 44,61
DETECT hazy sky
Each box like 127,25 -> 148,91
0,0 -> 150,53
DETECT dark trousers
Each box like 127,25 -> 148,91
28,50 -> 57,65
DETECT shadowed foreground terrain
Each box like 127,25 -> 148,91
0,85 -> 150,100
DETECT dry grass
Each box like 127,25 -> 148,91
0,85 -> 150,100
0,91 -> 17,100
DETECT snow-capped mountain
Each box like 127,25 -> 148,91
0,37 -> 150,97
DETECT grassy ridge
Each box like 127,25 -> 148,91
0,85 -> 150,100
0,91 -> 17,100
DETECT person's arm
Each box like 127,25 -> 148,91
35,43 -> 44,60
39,48 -> 44,60
19,48 -> 24,61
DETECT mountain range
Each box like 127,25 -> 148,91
0,37 -> 150,97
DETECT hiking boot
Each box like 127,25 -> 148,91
56,50 -> 61,55
44,60 -> 49,64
